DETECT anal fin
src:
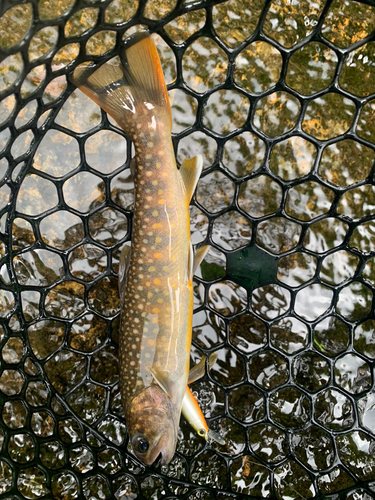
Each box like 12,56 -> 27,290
188,244 -> 210,281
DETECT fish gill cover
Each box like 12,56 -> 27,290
0,0 -> 375,498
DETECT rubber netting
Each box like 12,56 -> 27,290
0,0 -> 375,498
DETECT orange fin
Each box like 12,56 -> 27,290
69,31 -> 171,133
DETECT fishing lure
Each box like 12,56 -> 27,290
183,354 -> 225,445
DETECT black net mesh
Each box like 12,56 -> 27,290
1,0 -> 375,498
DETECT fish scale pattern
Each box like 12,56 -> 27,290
0,0 -> 375,498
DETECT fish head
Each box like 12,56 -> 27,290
127,385 -> 179,465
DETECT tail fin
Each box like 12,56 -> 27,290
69,31 -> 171,134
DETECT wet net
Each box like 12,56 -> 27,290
0,0 -> 375,498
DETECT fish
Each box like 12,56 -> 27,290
69,31 -> 219,465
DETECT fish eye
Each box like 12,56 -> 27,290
132,436 -> 149,454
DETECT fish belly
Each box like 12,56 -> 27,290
119,132 -> 192,413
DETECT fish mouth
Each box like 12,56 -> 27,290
155,450 -> 173,466
148,433 -> 175,466
153,451 -> 163,466
134,424 -> 176,466
159,445 -> 174,466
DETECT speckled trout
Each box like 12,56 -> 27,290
70,32 -> 223,464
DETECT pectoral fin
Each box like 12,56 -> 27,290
188,353 -> 218,384
188,357 -> 205,385
180,155 -> 203,203
150,368 -> 179,403
208,353 -> 218,371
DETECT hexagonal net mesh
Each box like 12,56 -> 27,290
0,0 -> 375,498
